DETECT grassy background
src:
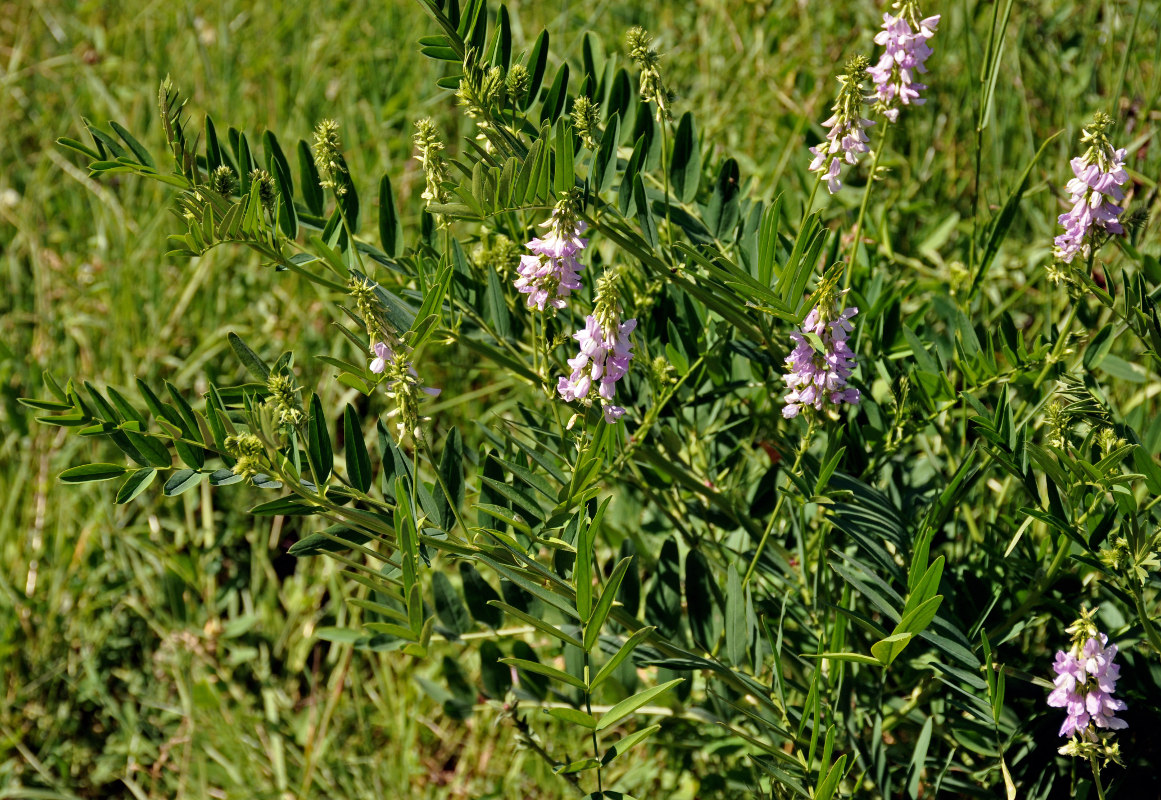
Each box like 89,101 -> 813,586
2,0 -> 1159,797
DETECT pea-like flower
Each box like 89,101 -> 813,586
1054,113 -> 1129,264
808,55 -> 874,194
869,1 -> 940,122
558,273 -> 635,423
516,201 -> 588,312
782,304 -> 860,419
1048,612 -> 1127,747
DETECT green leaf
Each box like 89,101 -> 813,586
670,111 -> 701,203
343,404 -> 373,493
163,469 -> 204,496
554,118 -> 575,196
432,572 -> 470,636
378,174 -> 403,258
288,525 -> 372,556
595,678 -> 683,731
601,723 -> 661,766
725,562 -> 746,666
298,139 -> 325,216
227,332 -> 271,381
491,601 -> 583,649
523,29 -> 550,109
480,640 -> 511,698
594,111 -> 620,196
307,393 -> 332,487
124,430 -> 171,467
544,706 -> 596,729
59,463 -> 128,483
871,632 -> 914,666
436,428 -> 464,531
459,562 -> 503,628
115,468 -> 157,503
584,557 -> 632,652
685,549 -> 719,650
109,120 -> 154,168
896,594 -> 943,637
633,174 -> 657,249
500,657 -> 587,690
589,627 -> 654,692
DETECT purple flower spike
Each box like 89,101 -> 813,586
808,56 -> 873,195
1048,622 -> 1127,743
515,208 -> 588,311
869,2 -> 940,122
557,272 -> 636,424
1054,113 -> 1129,264
782,305 -> 860,419
558,315 -> 636,424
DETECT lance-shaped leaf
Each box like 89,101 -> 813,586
343,404 -> 373,493
589,627 -> 654,692
307,393 -> 332,487
670,111 -> 700,203
432,571 -> 470,636
595,678 -> 683,731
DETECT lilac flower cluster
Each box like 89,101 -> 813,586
1054,113 -> 1129,264
808,56 -> 874,195
515,210 -> 588,312
557,273 -> 636,424
1048,629 -> 1127,740
782,304 -> 860,419
869,2 -> 940,123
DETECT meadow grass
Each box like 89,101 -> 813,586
1,0 -> 1159,797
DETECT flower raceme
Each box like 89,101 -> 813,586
869,1 -> 940,122
1049,633 -> 1128,738
558,273 -> 636,424
516,203 -> 588,312
369,341 -> 441,440
782,304 -> 860,419
1054,113 -> 1129,264
808,55 -> 874,194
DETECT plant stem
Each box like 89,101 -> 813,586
584,650 -> 603,795
843,122 -> 889,291
1032,303 -> 1079,389
1090,755 -> 1108,800
741,421 -> 815,591
1132,584 -> 1161,657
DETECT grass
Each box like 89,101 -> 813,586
2,0 -> 1159,797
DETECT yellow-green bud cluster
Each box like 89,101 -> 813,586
225,433 -> 265,479
571,96 -> 602,149
347,275 -> 380,337
506,64 -> 530,106
312,118 -> 347,196
413,118 -> 450,208
625,26 -> 673,121
249,168 -> 277,211
457,51 -> 505,118
474,234 -> 523,278
210,165 -> 238,196
266,373 -> 305,426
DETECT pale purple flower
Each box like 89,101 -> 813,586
369,341 -> 391,374
782,305 -> 860,419
808,56 -> 874,195
515,210 -> 588,311
1048,632 -> 1127,740
1054,116 -> 1129,264
369,341 -> 441,397
869,4 -> 940,122
558,314 -> 636,424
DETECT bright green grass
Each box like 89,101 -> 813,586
2,0 -> 1159,797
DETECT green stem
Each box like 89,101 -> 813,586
584,651 -> 603,795
741,422 -> 815,591
659,112 -> 673,259
843,122 -> 889,291
1132,584 -> 1161,657
1032,303 -> 1079,389
1090,755 -> 1108,800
